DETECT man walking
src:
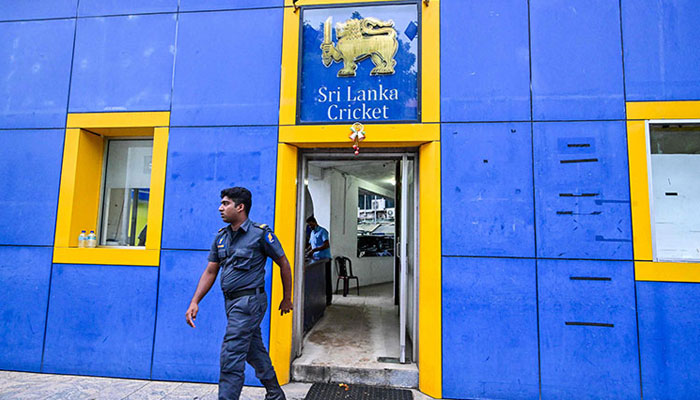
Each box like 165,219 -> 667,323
185,187 -> 293,400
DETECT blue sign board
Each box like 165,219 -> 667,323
299,4 -> 420,124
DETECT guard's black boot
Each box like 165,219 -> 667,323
261,374 -> 286,400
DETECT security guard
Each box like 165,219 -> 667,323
186,187 -> 293,400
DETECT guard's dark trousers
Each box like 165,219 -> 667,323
219,293 -> 286,400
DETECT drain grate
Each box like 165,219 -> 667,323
304,382 -> 413,400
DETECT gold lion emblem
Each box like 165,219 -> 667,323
321,16 -> 399,78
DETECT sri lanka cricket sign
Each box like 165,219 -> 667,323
298,3 -> 420,123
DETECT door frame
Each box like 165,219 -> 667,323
268,138 -> 442,397
289,151 -> 419,363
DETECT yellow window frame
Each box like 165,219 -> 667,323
53,112 -> 170,267
272,2 -> 442,398
627,101 -> 700,283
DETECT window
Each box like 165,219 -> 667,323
648,122 -> 700,261
53,112 -> 169,266
357,189 -> 395,257
100,139 -> 153,247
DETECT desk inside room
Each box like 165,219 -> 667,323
303,257 -> 331,334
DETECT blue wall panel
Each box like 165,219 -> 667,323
0,19 -> 75,129
442,123 -> 534,257
161,127 -> 278,250
0,1 -> 77,22
0,130 -> 64,246
179,0 -> 282,12
42,264 -> 158,379
622,0 -> 700,101
443,257 -> 539,400
539,259 -> 640,399
441,0 -> 531,122
530,0 -> 625,120
69,14 -> 177,113
152,250 -> 272,385
170,9 -> 282,126
637,281 -> 700,399
534,121 -> 632,260
78,0 -> 178,17
0,247 -> 52,372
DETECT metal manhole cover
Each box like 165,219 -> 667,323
304,382 -> 413,400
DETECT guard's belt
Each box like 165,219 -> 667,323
224,287 -> 265,300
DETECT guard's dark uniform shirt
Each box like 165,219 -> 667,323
208,218 -> 285,293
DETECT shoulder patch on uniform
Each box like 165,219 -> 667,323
266,232 -> 275,244
216,227 -> 227,248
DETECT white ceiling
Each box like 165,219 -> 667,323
309,160 -> 396,191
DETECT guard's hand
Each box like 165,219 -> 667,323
185,302 -> 199,328
279,298 -> 293,316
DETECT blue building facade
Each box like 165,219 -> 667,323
1,1 -> 699,399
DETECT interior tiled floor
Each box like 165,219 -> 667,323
293,282 -> 415,371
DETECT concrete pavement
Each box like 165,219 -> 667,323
0,371 -> 439,400
0,371 -> 308,400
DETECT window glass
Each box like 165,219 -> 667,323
649,123 -> 700,261
100,139 -> 153,247
357,189 -> 394,257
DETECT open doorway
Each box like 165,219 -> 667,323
291,151 -> 418,387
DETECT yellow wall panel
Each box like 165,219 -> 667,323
421,0 -> 440,123
53,247 -> 160,266
269,143 -> 299,384
627,121 -> 652,261
145,127 -> 169,250
279,7 -> 300,125
67,111 -> 170,129
54,129 -> 81,248
67,130 -> 104,247
627,100 -> 700,120
279,123 -> 439,146
636,261 -> 700,283
285,0 -> 398,5
418,140 -> 442,398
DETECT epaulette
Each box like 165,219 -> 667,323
218,226 -> 226,233
253,222 -> 270,230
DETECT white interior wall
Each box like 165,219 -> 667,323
307,165 -> 395,290
330,170 -> 394,289
651,154 -> 700,261
306,164 -> 330,230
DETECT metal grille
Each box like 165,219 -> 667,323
304,383 -> 413,400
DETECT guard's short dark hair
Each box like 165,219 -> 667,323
221,187 -> 252,215
306,215 -> 317,224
